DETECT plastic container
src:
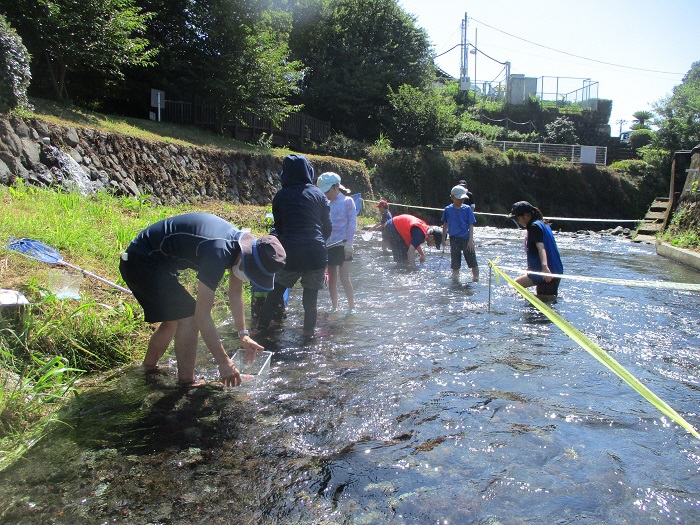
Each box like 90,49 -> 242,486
0,289 -> 30,334
48,269 -> 83,299
232,350 -> 272,384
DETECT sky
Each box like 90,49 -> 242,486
398,0 -> 700,136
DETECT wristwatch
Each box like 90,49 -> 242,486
238,329 -> 249,337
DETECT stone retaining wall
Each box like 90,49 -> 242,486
0,117 -> 372,206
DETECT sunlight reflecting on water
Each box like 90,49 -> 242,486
0,227 -> 699,524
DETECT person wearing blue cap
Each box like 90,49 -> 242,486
119,213 -> 286,386
509,201 -> 564,297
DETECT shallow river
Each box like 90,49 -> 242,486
1,227 -> 699,525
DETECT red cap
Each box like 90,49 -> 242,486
376,199 -> 389,208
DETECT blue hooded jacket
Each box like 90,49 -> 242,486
272,155 -> 332,272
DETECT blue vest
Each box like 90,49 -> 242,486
527,221 -> 563,274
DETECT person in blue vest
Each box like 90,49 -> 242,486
509,201 -> 564,297
119,213 -> 286,386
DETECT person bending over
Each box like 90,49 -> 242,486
120,212 -> 286,386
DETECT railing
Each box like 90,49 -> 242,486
163,99 -> 331,145
488,141 -> 607,165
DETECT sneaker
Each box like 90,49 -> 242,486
346,308 -> 355,315
328,307 -> 337,314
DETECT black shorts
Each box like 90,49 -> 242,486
119,252 -> 196,323
449,237 -> 478,270
535,278 -> 561,297
327,245 -> 351,267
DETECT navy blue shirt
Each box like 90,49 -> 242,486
272,155 -> 332,272
127,213 -> 242,291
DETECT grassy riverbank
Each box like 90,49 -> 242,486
0,183 -> 287,469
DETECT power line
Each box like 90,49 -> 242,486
469,16 -> 684,76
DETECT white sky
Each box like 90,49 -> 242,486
399,0 -> 700,136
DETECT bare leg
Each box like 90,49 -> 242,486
472,266 -> 480,282
172,316 -> 199,384
143,320 -> 178,369
327,266 -> 339,309
515,275 -> 534,288
339,263 -> 354,310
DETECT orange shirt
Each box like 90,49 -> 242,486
392,214 -> 428,247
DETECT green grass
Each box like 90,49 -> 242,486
25,97 -> 294,154
0,181 -> 287,469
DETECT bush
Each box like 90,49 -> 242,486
316,133 -> 368,161
452,132 -> 484,152
543,116 -> 579,144
609,159 -> 652,175
0,15 -> 32,113
629,128 -> 654,150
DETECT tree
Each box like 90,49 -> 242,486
384,84 -> 457,147
289,0 -> 434,140
127,0 -> 304,128
652,61 -> 700,152
632,110 -> 653,129
543,116 -> 579,144
187,1 -> 304,128
3,0 -> 156,102
0,15 -> 32,113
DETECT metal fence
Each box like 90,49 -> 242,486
162,100 -> 331,145
487,141 -> 607,165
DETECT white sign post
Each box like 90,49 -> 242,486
150,89 -> 165,122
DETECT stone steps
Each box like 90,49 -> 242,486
633,197 -> 670,242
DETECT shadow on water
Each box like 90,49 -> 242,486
1,227 -> 700,524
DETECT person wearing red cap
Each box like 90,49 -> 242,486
369,199 -> 392,253
120,213 -> 286,386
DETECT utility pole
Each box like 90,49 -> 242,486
460,13 -> 469,91
616,119 -> 628,135
471,27 -> 478,92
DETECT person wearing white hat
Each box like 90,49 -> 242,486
441,185 -> 479,282
317,172 -> 356,314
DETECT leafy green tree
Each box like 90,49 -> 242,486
653,61 -> 700,152
384,84 -> 457,147
0,15 -> 31,113
131,0 -> 304,128
289,0 -> 434,140
3,0 -> 156,101
188,1 -> 304,128
543,116 -> 579,144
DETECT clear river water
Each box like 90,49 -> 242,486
0,226 -> 699,525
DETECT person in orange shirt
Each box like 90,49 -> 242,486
382,214 -> 434,269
